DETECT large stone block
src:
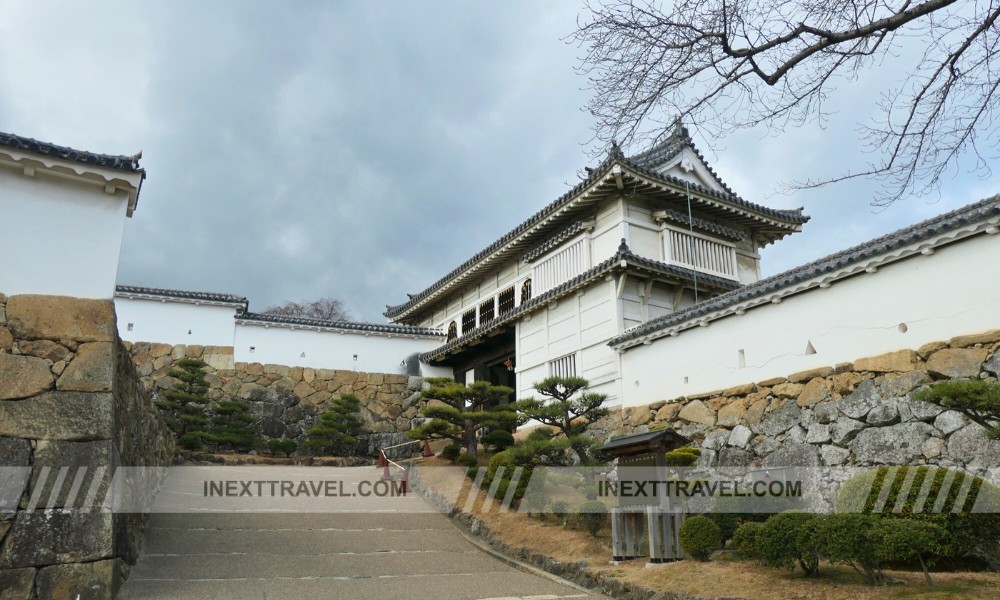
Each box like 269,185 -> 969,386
854,349 -> 920,373
0,391 -> 112,441
0,512 -> 113,567
759,402 -> 800,437
716,398 -> 748,427
17,339 -> 70,363
947,424 -> 1000,470
926,347 -> 989,379
838,379 -> 880,420
56,342 -> 114,393
949,329 -> 1000,348
849,422 -> 934,465
763,442 -> 819,467
0,567 -> 35,600
0,328 -> 12,352
0,353 -> 53,400
36,559 -> 119,600
796,378 -> 831,407
677,400 -> 715,425
31,441 -> 113,508
831,416 -> 867,445
5,296 -> 115,342
0,437 -> 31,466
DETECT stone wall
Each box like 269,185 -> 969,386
0,294 -> 174,599
592,330 -> 1000,475
126,342 -> 427,454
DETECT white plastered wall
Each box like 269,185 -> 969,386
115,297 -> 239,346
0,167 -> 130,299
620,232 -> 1000,406
234,322 -> 451,377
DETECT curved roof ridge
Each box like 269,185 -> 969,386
239,312 -> 443,337
1,131 -> 144,174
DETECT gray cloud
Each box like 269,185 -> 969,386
1,1 -> 995,321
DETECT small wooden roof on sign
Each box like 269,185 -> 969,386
599,428 -> 690,460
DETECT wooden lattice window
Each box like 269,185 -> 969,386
549,353 -> 577,378
520,278 -> 532,304
497,286 -> 515,315
462,308 -> 477,334
479,298 -> 495,325
447,321 -> 457,342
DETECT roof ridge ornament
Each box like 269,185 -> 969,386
609,139 -> 624,159
618,238 -> 630,253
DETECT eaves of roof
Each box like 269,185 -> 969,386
419,242 -> 741,363
609,194 -> 1000,349
386,149 -> 806,321
0,131 -> 144,174
238,312 -> 443,339
115,285 -> 248,309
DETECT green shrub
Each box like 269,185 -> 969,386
482,430 -> 515,453
178,431 -> 204,451
914,379 -> 1000,438
440,442 -> 462,463
707,513 -> 742,544
267,439 -> 297,457
811,514 -> 883,584
679,515 -> 721,561
456,453 -> 478,468
837,466 -> 1000,563
731,521 -> 764,560
664,446 -> 701,466
759,512 -> 820,576
578,500 -> 609,536
550,500 -> 570,522
486,451 -> 513,484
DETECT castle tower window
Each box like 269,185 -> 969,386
462,309 -> 476,334
447,321 -> 457,342
520,278 -> 532,304
549,353 -> 576,378
497,286 -> 515,315
479,298 -> 495,325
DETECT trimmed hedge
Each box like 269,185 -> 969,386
837,466 -> 1000,564
679,515 -> 721,561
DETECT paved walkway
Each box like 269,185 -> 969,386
118,467 -> 610,600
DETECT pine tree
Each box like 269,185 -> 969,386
514,376 -> 609,465
407,379 -> 521,460
155,357 -> 211,450
208,399 -> 256,452
303,393 -> 364,456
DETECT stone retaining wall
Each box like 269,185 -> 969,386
0,294 -> 175,598
126,342 -> 427,454
592,330 -> 1000,476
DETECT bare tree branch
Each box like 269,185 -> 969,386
573,0 -> 1000,204
262,298 -> 352,322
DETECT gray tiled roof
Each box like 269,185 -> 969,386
653,207 -> 745,241
1,131 -> 144,173
420,241 -> 740,362
609,194 -> 1000,348
238,312 -> 443,338
115,285 -> 247,307
522,219 -> 594,263
627,125 -> 738,197
386,135 -> 806,320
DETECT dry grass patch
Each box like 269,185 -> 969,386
415,459 -> 1000,600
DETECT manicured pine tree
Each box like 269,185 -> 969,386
514,376 -> 610,465
303,393 -> 365,456
208,398 -> 256,452
408,379 -> 521,461
156,357 -> 211,450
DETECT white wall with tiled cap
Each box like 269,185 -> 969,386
0,161 -> 136,299
115,296 -> 239,347
620,229 -> 1000,406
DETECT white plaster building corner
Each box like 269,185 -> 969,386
0,132 -> 145,299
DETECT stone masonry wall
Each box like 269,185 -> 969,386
126,342 -> 427,454
591,329 -> 1000,476
0,294 -> 175,599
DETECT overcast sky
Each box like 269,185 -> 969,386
2,1 -> 995,322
